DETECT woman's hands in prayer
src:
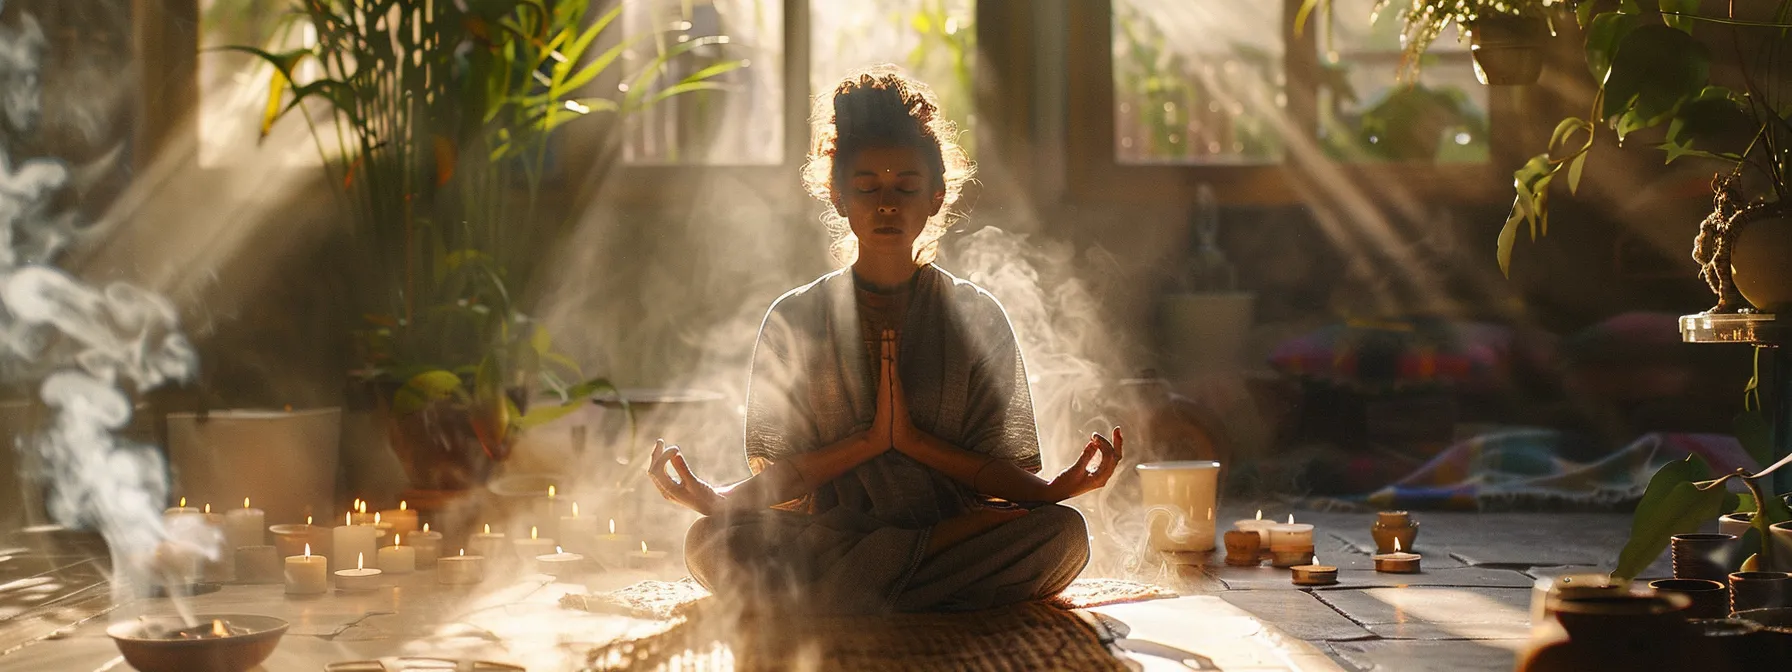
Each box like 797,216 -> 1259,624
648,439 -> 724,517
1044,427 -> 1124,501
869,329 -> 918,451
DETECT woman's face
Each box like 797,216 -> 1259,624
834,144 -> 944,261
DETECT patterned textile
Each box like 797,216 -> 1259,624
1357,430 -> 1757,511
559,577 -> 1177,621
1268,318 -> 1539,392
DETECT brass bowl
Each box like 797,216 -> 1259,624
107,614 -> 288,672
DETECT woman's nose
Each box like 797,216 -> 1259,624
876,204 -> 898,215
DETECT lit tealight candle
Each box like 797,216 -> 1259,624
558,502 -> 598,555
284,544 -> 328,595
410,523 -> 443,569
1291,556 -> 1339,586
438,549 -> 485,585
1233,509 -> 1274,552
470,524 -> 509,559
378,534 -> 416,574
223,498 -> 265,550
626,541 -> 668,570
513,526 -> 557,564
1372,538 -> 1422,574
594,519 -> 631,561
334,552 -> 383,590
332,511 -> 379,573
1268,514 -> 1316,568
536,545 -> 585,579
379,501 -> 419,536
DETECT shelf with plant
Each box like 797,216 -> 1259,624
1300,0 -> 1566,85
219,0 -> 740,490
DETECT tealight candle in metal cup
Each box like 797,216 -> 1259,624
1371,538 -> 1422,573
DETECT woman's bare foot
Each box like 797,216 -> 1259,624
924,507 -> 1030,558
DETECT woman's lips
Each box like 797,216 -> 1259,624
873,226 -> 903,235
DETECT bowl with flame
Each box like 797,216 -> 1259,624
107,614 -> 288,672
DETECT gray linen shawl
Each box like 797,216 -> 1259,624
742,264 -> 1043,528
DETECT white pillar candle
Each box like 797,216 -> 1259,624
558,503 -> 598,555
332,512 -> 379,572
625,541 -> 668,570
592,519 -> 632,562
378,536 -> 416,574
284,545 -> 328,595
159,503 -> 207,583
334,552 -> 383,590
234,545 -> 282,584
223,498 -> 265,550
379,501 -> 419,536
535,547 -> 584,579
1136,461 -> 1222,552
410,526 -> 443,569
513,526 -> 557,565
438,550 -> 485,585
1267,519 -> 1315,551
470,524 -> 509,560
1233,510 -> 1275,548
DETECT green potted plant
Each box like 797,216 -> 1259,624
222,0 -> 739,490
1299,0 -> 1565,85
1496,1 -> 1791,308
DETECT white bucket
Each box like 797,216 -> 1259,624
1137,460 -> 1222,552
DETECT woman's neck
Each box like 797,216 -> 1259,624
851,254 -> 920,291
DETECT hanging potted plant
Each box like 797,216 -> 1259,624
1355,81 -> 1487,161
222,0 -> 741,491
1298,0 -> 1565,85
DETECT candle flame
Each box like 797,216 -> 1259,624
374,512 -> 381,524
400,500 -> 408,511
1255,509 -> 1262,520
556,545 -> 563,554
1206,507 -> 1213,520
460,548 -> 465,556
1287,514 -> 1294,524
609,519 -> 616,534
357,553 -> 364,570
548,485 -> 556,498
306,515 -> 313,526
179,497 -> 186,507
395,533 -> 402,545
243,497 -> 250,508
1394,538 -> 1402,553
1313,555 -> 1321,565
483,523 -> 491,534
358,501 -> 367,513
347,512 -> 353,527
641,541 -> 648,553
531,526 -> 538,540
572,502 -> 579,517
212,620 -> 226,637
423,523 -> 430,533
204,503 -> 212,513
304,543 -> 311,557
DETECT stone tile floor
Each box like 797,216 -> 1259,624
0,510 -> 1675,671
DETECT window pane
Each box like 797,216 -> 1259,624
1317,0 -> 1491,163
622,0 -> 785,165
1111,1 -> 1286,165
198,0 -> 326,168
810,0 -> 977,156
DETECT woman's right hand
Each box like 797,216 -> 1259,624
866,329 -> 901,452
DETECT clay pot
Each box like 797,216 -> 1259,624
1672,533 -> 1741,582
1730,572 -> 1792,613
1650,578 -> 1731,620
1731,214 -> 1792,313
1467,15 -> 1547,85
1688,618 -> 1770,672
1371,521 -> 1418,554
1519,593 -> 1706,672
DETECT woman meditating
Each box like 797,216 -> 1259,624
647,67 -> 1123,615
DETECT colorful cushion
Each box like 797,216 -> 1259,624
1267,318 -> 1520,391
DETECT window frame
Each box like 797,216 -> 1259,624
1066,0 -> 1509,207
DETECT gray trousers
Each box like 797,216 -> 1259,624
684,504 -> 1090,615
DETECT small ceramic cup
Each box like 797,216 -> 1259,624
1729,571 -> 1792,613
1672,533 -> 1740,582
1649,578 -> 1731,620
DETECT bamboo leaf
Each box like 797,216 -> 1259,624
1498,203 -> 1522,277
644,81 -> 729,108
1567,152 -> 1588,194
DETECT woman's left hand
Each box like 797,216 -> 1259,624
1044,427 -> 1124,501
648,439 -> 725,517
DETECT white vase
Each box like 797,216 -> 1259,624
166,408 -> 342,527
1136,460 -> 1222,552
1157,292 -> 1256,378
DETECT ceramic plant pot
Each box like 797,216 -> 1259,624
1467,15 -> 1547,85
1731,214 -> 1792,313
1649,578 -> 1731,620
1672,533 -> 1740,582
1519,593 -> 1705,672
1371,521 -> 1419,554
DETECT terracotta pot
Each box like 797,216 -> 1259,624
1731,214 -> 1792,313
1650,578 -> 1730,620
1468,15 -> 1547,85
1729,571 -> 1791,613
1371,522 -> 1419,554
385,400 -> 509,491
1521,593 -> 1706,672
1728,608 -> 1792,663
1672,533 -> 1740,582
1688,618 -> 1770,672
